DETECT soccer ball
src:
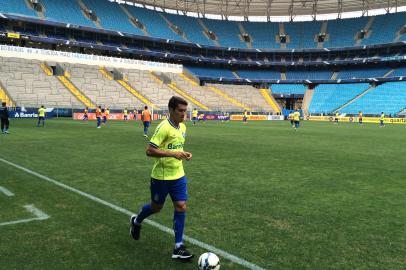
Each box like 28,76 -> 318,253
198,252 -> 220,270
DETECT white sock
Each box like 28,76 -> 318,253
175,242 -> 183,249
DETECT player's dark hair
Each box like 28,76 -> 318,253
168,96 -> 188,110
144,106 -> 148,109
1,102 -> 6,107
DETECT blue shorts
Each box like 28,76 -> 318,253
150,176 -> 188,205
143,121 -> 150,128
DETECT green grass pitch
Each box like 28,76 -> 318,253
0,119 -> 405,269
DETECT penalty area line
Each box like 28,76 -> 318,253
0,204 -> 49,226
0,157 -> 265,270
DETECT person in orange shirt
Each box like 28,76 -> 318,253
96,106 -> 102,128
141,106 -> 151,137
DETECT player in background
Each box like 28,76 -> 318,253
96,106 -> 102,129
141,106 -> 151,137
379,112 -> 385,127
192,108 -> 198,125
243,110 -> 248,124
133,108 -> 138,120
0,102 -> 10,134
83,107 -> 88,121
123,108 -> 128,121
37,105 -> 46,127
288,112 -> 294,128
334,112 -> 339,124
358,111 -> 363,125
130,96 -> 194,260
293,109 -> 301,130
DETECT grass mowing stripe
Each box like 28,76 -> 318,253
0,156 -> 266,270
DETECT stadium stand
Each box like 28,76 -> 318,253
323,17 -> 368,48
201,18 -> 246,48
80,0 -> 144,35
241,21 -> 280,49
164,14 -> 215,46
207,83 -> 276,112
284,21 -> 321,48
125,5 -> 184,41
285,70 -> 332,80
340,82 -> 406,115
237,70 -> 281,80
336,67 -> 391,79
0,1 -> 38,18
362,13 -> 406,45
308,83 -> 371,114
41,0 -> 94,27
0,57 -> 82,108
185,66 -> 236,79
62,64 -> 144,109
271,84 -> 307,95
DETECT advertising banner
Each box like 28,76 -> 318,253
230,115 -> 268,121
307,116 -> 406,124
73,113 -> 161,120
203,114 -> 230,121
267,115 -> 284,121
10,108 -> 54,118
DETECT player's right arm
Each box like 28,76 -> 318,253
146,145 -> 191,160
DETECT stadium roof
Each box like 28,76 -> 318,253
120,0 -> 406,21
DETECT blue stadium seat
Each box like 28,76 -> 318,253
0,0 -> 38,17
236,70 -> 280,80
286,70 -> 332,80
271,84 -> 306,94
324,17 -> 367,48
185,66 -> 236,79
125,6 -> 184,42
164,13 -> 215,46
42,0 -> 94,27
341,82 -> 406,114
285,21 -> 321,48
201,18 -> 246,48
337,67 -> 390,79
309,83 -> 370,113
241,21 -> 280,49
362,12 -> 406,45
81,0 -> 144,35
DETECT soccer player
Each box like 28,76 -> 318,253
102,107 -> 109,124
123,108 -> 128,121
130,96 -> 194,260
288,112 -> 294,128
83,107 -> 88,121
133,108 -> 138,120
141,106 -> 151,137
358,111 -> 363,125
379,112 -> 385,127
96,106 -> 102,128
293,109 -> 300,130
243,110 -> 248,124
37,105 -> 46,127
334,112 -> 339,124
0,102 -> 10,134
192,108 -> 198,125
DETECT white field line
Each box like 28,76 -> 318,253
0,157 -> 265,270
0,204 -> 49,226
0,186 -> 14,196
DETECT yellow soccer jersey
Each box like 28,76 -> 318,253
124,109 -> 128,115
288,113 -> 293,120
38,108 -> 46,117
293,111 -> 300,121
380,113 -> 385,120
149,119 -> 187,180
192,109 -> 198,118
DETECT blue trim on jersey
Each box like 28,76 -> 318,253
149,142 -> 159,148
167,118 -> 179,129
